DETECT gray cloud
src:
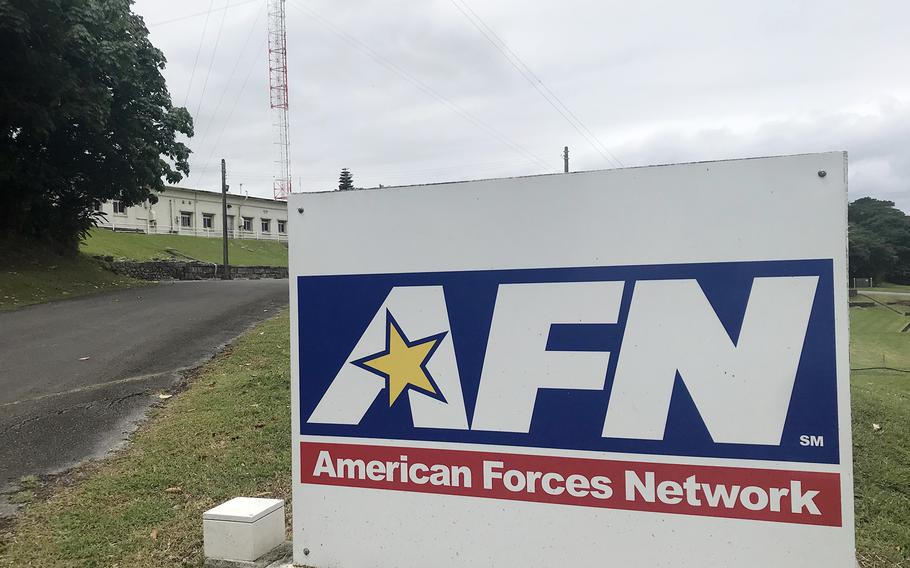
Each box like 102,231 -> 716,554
615,100 -> 910,211
135,0 -> 910,213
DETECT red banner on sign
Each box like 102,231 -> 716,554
300,441 -> 841,526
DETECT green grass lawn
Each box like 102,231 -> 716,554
852,370 -> 910,567
0,239 -> 145,311
1,307 -> 908,567
850,304 -> 910,369
857,283 -> 910,293
850,305 -> 910,567
80,228 -> 288,267
857,292 -> 910,314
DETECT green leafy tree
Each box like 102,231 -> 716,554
848,197 -> 910,283
0,0 -> 193,251
337,168 -> 354,191
849,223 -> 896,282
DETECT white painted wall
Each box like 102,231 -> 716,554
96,186 -> 289,241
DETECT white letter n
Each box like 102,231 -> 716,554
602,277 -> 818,445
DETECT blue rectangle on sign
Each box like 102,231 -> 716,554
297,259 -> 838,464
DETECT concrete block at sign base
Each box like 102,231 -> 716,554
203,497 -> 285,563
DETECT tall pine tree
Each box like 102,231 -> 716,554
338,168 -> 354,191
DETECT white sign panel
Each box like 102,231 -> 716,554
288,152 -> 853,567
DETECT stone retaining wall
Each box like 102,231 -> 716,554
102,259 -> 287,281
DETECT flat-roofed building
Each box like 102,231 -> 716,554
96,186 -> 289,241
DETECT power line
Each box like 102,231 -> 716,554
147,0 -> 260,28
453,0 -> 622,167
451,0 -> 621,167
356,160 -> 536,182
450,0 -> 624,168
193,39 -> 268,186
288,0 -> 555,172
366,156 -> 531,174
194,156 -> 531,181
194,0 -> 266,151
183,0 -> 217,107
193,0 -> 232,124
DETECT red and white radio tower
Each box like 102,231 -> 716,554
268,0 -> 291,200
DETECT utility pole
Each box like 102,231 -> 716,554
221,159 -> 231,280
563,146 -> 569,173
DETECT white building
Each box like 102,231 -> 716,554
96,186 -> 289,242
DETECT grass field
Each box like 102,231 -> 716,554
0,307 -> 908,567
0,240 -> 145,311
850,304 -> 910,369
849,305 -> 910,566
857,283 -> 910,293
80,229 -> 288,267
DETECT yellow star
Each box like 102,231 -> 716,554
354,312 -> 446,406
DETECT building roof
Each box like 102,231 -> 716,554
163,186 -> 287,206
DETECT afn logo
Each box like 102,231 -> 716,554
298,260 -> 839,465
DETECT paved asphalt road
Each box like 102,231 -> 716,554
0,279 -> 288,508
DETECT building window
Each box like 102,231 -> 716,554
277,220 -> 286,233
180,211 -> 193,228
242,217 -> 253,231
202,213 -> 214,229
261,218 -> 271,233
112,200 -> 126,215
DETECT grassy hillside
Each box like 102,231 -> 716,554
80,229 -> 288,267
0,240 -> 144,311
849,305 -> 910,567
850,304 -> 910,369
857,283 -> 910,293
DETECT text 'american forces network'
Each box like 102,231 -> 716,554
301,442 -> 841,526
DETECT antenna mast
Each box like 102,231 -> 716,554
268,0 -> 290,200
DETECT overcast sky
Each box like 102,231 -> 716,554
134,0 -> 910,211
